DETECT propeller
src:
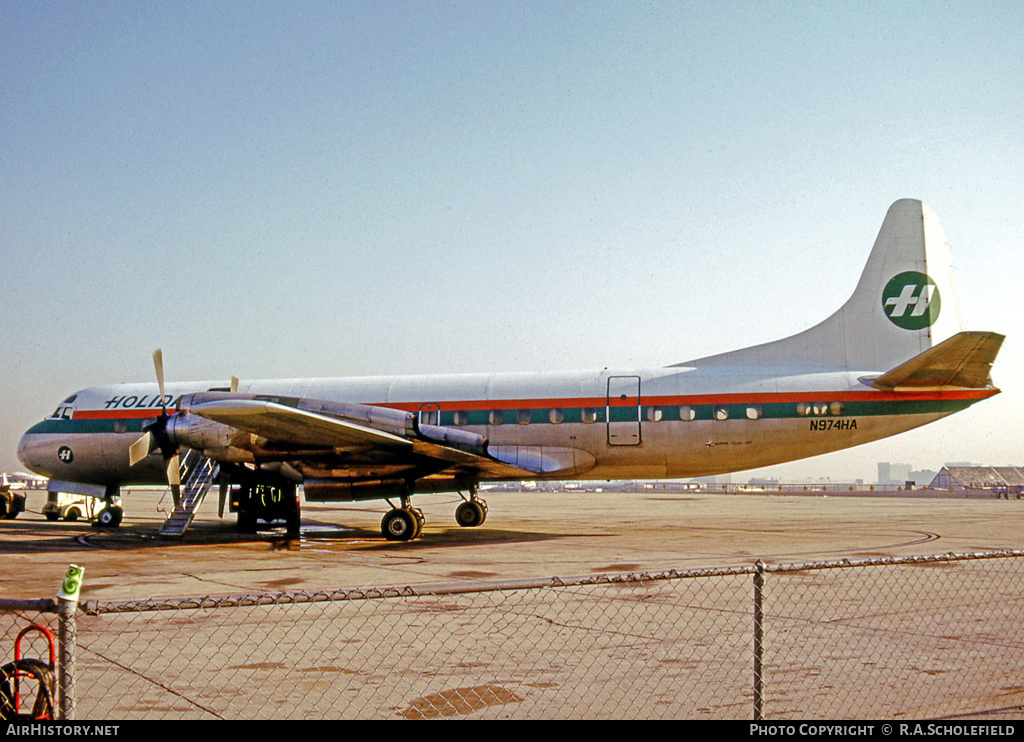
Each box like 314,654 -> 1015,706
128,350 -> 243,518
128,349 -> 181,504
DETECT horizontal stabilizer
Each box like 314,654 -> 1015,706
864,331 -> 1004,390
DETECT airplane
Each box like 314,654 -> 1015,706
2,473 -> 28,490
16,199 -> 1004,540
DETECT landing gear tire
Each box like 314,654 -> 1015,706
456,500 -> 487,528
410,507 -> 424,539
96,506 -> 123,528
382,508 -> 418,541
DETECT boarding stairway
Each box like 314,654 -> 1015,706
159,449 -> 220,538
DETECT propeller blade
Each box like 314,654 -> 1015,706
152,349 -> 166,403
230,376 -> 239,393
128,432 -> 154,467
166,454 -> 180,487
166,454 -> 181,507
219,480 -> 228,518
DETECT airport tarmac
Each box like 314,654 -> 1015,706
2,487 -> 1022,602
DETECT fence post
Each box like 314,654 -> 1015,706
753,560 -> 765,720
56,565 -> 84,720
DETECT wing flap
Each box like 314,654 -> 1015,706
865,331 -> 1004,390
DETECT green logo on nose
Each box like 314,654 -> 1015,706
882,272 -> 941,330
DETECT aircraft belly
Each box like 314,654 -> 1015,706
658,413 -> 950,478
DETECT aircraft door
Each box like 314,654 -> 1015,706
418,403 -> 440,427
606,376 -> 641,446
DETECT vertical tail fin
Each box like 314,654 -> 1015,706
679,199 -> 966,371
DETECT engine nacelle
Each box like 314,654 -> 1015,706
165,412 -> 246,458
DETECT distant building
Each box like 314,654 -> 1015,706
878,462 -> 912,485
929,466 -> 1024,493
695,474 -> 732,485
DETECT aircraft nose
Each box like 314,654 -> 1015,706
17,426 -> 49,477
17,431 -> 30,467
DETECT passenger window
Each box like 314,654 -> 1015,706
452,411 -> 469,426
581,408 -> 598,424
714,405 -> 729,421
517,409 -> 532,425
797,402 -> 812,417
679,405 -> 695,421
746,404 -> 762,420
645,407 -> 662,422
549,409 -> 565,424
830,401 -> 845,416
489,410 -> 504,426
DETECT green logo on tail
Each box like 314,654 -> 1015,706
882,272 -> 941,330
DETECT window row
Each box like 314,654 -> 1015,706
424,402 -> 846,426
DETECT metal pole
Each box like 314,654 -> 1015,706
753,560 -> 765,720
57,597 -> 77,720
56,565 -> 84,721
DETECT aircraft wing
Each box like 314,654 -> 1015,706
865,331 -> 1004,390
187,398 -> 417,450
181,395 -> 594,479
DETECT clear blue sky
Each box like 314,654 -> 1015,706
2,1 -> 1022,482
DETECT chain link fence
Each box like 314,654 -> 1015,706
3,550 -> 1023,719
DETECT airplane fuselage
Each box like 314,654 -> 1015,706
18,363 -> 994,489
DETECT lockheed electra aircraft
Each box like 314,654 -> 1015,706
17,199 -> 1004,540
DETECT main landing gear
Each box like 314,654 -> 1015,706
455,491 -> 487,528
379,486 -> 487,541
381,503 -> 424,542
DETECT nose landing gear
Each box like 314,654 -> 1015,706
94,488 -> 123,529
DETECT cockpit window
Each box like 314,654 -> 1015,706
49,405 -> 73,420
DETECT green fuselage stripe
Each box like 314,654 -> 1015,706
28,396 -> 980,436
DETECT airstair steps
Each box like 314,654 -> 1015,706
159,449 -> 219,538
